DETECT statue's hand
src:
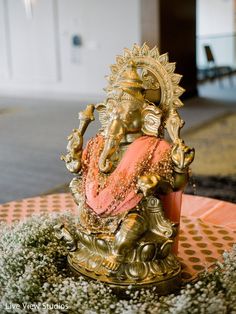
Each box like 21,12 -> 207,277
67,129 -> 83,155
61,129 -> 83,173
137,174 -> 160,196
171,141 -> 195,172
61,151 -> 82,173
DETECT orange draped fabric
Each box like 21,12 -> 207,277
82,135 -> 171,216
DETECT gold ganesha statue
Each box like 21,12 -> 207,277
59,44 -> 194,293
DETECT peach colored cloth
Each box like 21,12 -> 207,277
182,194 -> 236,229
1,194 -> 235,229
0,193 -> 235,280
83,135 -> 171,216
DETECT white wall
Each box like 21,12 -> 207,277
0,0 -> 141,99
196,0 -> 235,68
0,0 -> 10,80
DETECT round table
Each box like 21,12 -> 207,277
0,193 -> 235,281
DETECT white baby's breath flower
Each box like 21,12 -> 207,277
0,213 -> 235,313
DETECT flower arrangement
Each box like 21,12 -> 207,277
0,213 -> 235,313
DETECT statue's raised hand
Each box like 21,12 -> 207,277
61,129 -> 83,173
67,129 -> 83,154
171,141 -> 194,172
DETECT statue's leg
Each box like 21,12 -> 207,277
113,212 -> 147,256
146,196 -> 178,238
103,211 -> 148,271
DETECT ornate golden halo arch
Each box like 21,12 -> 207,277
105,43 -> 185,119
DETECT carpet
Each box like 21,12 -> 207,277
184,112 -> 236,176
184,112 -> 236,203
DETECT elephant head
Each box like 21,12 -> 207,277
97,97 -> 162,173
96,60 -> 163,173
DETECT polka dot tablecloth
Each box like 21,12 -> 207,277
0,193 -> 235,281
179,216 -> 235,280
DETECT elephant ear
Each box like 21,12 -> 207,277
95,102 -> 110,131
141,104 -> 162,136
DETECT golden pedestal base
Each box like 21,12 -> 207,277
68,255 -> 181,294
60,195 -> 182,295
67,245 -> 182,294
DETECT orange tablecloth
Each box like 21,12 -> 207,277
0,193 -> 235,280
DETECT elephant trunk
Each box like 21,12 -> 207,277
98,119 -> 125,173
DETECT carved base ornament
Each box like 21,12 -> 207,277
60,44 -> 195,294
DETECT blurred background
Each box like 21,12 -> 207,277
0,0 -> 235,204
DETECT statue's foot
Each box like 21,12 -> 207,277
102,255 -> 120,272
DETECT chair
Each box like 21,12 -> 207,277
203,45 -> 234,86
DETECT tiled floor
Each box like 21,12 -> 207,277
0,75 -> 235,204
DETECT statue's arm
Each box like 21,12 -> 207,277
170,141 -> 194,192
137,141 -> 194,195
61,104 -> 95,173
